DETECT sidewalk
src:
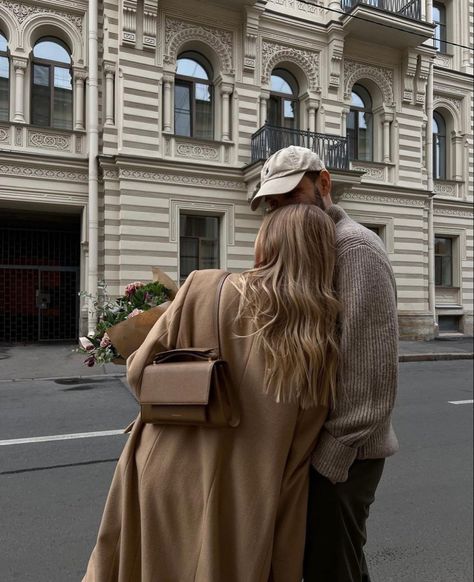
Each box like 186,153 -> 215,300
0,337 -> 472,382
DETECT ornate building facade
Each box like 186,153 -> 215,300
0,0 -> 472,341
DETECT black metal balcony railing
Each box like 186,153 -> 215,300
251,124 -> 349,171
341,0 -> 422,21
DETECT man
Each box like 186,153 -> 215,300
250,146 -> 399,582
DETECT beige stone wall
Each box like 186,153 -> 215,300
0,0 -> 472,338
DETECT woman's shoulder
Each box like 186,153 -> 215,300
183,269 -> 240,290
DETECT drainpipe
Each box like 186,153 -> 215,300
88,0 -> 99,334
426,0 -> 438,336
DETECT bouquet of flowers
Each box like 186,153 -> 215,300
79,269 -> 177,366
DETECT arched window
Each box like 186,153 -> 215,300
269,69 -> 298,129
433,111 -> 447,180
348,84 -> 373,161
0,31 -> 9,121
31,38 -> 73,130
175,53 -> 213,140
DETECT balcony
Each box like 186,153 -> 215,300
342,0 -> 422,20
251,124 -> 349,171
340,0 -> 435,48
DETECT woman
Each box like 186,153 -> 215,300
83,204 -> 340,582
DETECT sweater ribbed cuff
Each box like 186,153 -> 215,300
311,428 -> 358,484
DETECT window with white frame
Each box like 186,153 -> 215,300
31,38 -> 73,130
0,31 -> 9,121
175,52 -> 214,140
348,84 -> 373,161
179,214 -> 220,283
433,2 -> 447,53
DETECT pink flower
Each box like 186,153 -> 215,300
100,333 -> 112,348
127,308 -> 143,319
125,281 -> 145,297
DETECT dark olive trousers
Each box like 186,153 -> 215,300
303,458 -> 385,582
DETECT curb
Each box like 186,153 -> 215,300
0,373 -> 126,384
399,353 -> 474,362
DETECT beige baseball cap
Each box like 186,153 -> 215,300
250,146 -> 326,211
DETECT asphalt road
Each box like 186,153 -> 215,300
0,361 -> 472,582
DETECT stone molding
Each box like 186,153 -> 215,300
0,0 -> 83,31
434,208 -> 473,218
0,163 -> 88,182
341,192 -> 426,207
344,60 -> 393,105
165,17 -> 233,73
261,40 -> 319,92
116,168 -> 246,191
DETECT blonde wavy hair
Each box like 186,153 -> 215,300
235,204 -> 340,409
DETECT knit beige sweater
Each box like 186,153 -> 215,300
311,205 -> 399,483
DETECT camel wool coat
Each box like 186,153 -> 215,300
83,270 -> 328,582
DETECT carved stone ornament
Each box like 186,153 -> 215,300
12,57 -> 28,70
122,0 -> 137,46
341,192 -> 426,207
433,181 -> 456,196
328,36 -> 344,89
402,51 -> 417,104
351,164 -> 385,180
165,18 -> 233,73
28,131 -> 71,151
268,0 -> 325,16
243,5 -> 263,73
176,143 -> 219,161
434,53 -> 452,68
0,0 -> 83,31
433,95 -> 462,113
0,163 -> 88,181
0,126 -> 10,143
119,168 -> 246,191
143,0 -> 158,50
344,60 -> 393,105
261,41 -> 319,92
434,208 -> 472,218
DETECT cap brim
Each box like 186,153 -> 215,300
250,171 -> 306,211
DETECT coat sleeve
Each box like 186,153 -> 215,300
126,271 -> 197,400
311,243 -> 399,483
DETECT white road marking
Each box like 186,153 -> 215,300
0,429 -> 126,447
448,400 -> 474,405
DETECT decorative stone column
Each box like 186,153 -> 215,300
340,106 -> 349,136
383,120 -> 391,163
104,63 -> 116,126
74,69 -> 87,131
315,105 -> 326,134
220,83 -> 233,142
13,58 -> 28,123
259,91 -> 269,127
382,111 -> 394,164
163,74 -> 174,133
452,131 -> 464,181
306,98 -> 318,134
